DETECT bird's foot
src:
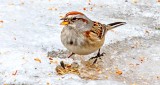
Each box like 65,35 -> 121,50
89,52 -> 105,64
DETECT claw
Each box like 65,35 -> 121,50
93,59 -> 97,64
100,52 -> 105,56
89,53 -> 105,64
89,56 -> 96,60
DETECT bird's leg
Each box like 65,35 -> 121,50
89,49 -> 105,64
68,52 -> 75,58
90,49 -> 104,59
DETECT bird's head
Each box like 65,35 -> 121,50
60,11 -> 93,30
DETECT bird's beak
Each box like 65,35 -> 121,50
60,17 -> 69,25
60,21 -> 69,25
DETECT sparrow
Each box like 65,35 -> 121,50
60,11 -> 126,63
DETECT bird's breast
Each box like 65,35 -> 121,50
61,27 -> 85,46
61,27 -> 104,55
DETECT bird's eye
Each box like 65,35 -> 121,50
72,17 -> 77,20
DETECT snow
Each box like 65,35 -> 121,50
0,0 -> 160,85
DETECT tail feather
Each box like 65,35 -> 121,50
106,22 -> 126,30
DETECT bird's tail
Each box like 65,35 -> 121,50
106,22 -> 126,30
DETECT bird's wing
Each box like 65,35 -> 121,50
83,21 -> 126,42
89,21 -> 106,39
83,21 -> 106,45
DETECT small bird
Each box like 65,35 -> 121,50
60,11 -> 126,63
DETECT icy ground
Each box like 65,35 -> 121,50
0,0 -> 160,85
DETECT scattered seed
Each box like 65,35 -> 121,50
34,58 -> 41,63
12,70 -> 17,75
83,7 -> 86,10
116,69 -> 122,75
